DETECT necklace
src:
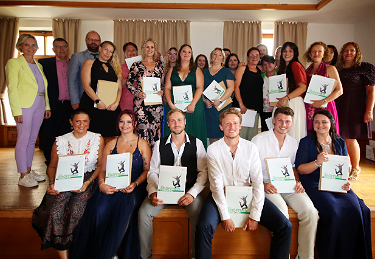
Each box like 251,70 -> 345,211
319,140 -> 331,153
230,146 -> 238,159
121,136 -> 135,147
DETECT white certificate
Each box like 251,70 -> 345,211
304,75 -> 336,108
54,154 -> 85,192
125,55 -> 142,69
265,157 -> 296,193
105,153 -> 132,189
203,80 -> 226,102
225,186 -> 253,228
235,108 -> 257,128
157,165 -> 187,204
269,74 -> 287,105
319,155 -> 349,193
142,77 -> 162,105
172,85 -> 193,111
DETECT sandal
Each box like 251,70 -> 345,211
349,168 -> 361,180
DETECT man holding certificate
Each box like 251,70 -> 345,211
138,109 -> 208,259
252,107 -> 319,259
195,108 -> 292,259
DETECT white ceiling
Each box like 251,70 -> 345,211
0,0 -> 374,24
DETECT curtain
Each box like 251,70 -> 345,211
0,17 -> 19,125
52,19 -> 81,57
223,21 -> 262,63
273,21 -> 308,63
113,20 -> 190,63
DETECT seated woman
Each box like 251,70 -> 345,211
69,109 -> 151,259
295,110 -> 372,259
32,108 -> 105,259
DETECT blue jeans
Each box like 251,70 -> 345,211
195,193 -> 292,259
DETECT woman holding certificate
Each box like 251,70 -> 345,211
303,42 -> 343,135
32,109 -> 104,259
164,44 -> 207,147
335,42 -> 375,180
203,48 -> 235,144
277,42 -> 308,141
70,109 -> 151,259
126,38 -> 164,148
80,41 -> 122,138
295,110 -> 372,259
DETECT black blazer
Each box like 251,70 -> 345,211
38,57 -> 60,113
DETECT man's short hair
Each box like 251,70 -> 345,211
53,38 -> 68,46
261,55 -> 275,65
219,107 -> 242,125
273,107 -> 294,118
167,108 -> 186,121
123,42 -> 138,52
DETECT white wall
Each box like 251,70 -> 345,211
190,22 -> 224,60
80,20 -> 114,51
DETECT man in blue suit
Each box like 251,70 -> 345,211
39,38 -> 73,165
67,30 -> 101,109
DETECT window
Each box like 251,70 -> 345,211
18,31 -> 54,60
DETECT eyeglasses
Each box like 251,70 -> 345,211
249,54 -> 259,58
86,38 -> 101,42
54,45 -> 68,49
169,53 -> 177,56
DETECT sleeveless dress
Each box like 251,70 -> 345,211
69,137 -> 147,259
32,131 -> 101,250
165,66 -> 207,147
80,59 -> 121,138
305,62 -> 340,135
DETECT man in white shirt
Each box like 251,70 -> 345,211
252,106 -> 319,259
138,109 -> 208,259
195,108 -> 292,259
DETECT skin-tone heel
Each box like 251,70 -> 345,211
349,168 -> 360,180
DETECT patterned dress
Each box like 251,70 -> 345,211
126,61 -> 164,148
32,131 -> 101,250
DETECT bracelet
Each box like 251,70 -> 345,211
219,99 -> 223,103
99,179 -> 104,183
89,176 -> 94,183
286,95 -> 290,101
314,160 -> 322,167
49,180 -> 55,185
239,103 -> 243,106
323,99 -> 327,104
99,182 -> 105,189
135,181 -> 139,187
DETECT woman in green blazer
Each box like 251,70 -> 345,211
5,33 -> 51,187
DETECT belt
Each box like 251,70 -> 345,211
58,100 -> 71,104
37,93 -> 45,96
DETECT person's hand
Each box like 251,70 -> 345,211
99,183 -> 117,195
342,181 -> 351,191
311,99 -> 325,109
203,98 -> 213,108
238,62 -> 246,67
212,99 -> 221,108
157,90 -> 164,96
169,104 -> 177,110
264,182 -> 278,194
44,110 -> 51,119
120,182 -> 137,193
239,103 -> 247,114
294,181 -> 305,193
221,219 -> 236,232
150,192 -> 164,206
185,103 -> 196,113
243,218 -> 258,231
46,183 -> 59,195
138,91 -> 146,100
364,111 -> 373,123
178,193 -> 194,206
276,96 -> 289,107
316,152 -> 329,166
72,104 -> 79,110
107,102 -> 119,111
14,115 -> 23,124
96,100 -> 107,110
72,180 -> 90,193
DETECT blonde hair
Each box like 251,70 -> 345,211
210,47 -> 226,65
100,41 -> 122,80
303,42 -> 328,63
141,38 -> 158,61
219,107 -> 242,125
336,42 -> 362,70
16,33 -> 38,52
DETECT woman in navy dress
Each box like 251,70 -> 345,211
295,110 -> 372,259
70,109 -> 151,259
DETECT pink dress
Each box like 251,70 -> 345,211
119,63 -> 134,111
305,62 -> 340,135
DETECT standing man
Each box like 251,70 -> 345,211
195,107 -> 292,259
39,38 -> 73,165
120,42 -> 138,111
252,106 -> 319,259
67,30 -> 101,109
138,109 -> 208,259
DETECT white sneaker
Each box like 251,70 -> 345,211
18,174 -> 39,187
29,170 -> 46,182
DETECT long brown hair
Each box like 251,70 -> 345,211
176,44 -> 195,71
336,42 -> 362,70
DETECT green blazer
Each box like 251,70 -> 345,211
5,55 -> 50,116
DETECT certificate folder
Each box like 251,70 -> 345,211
142,77 -> 162,105
319,155 -> 349,193
225,186 -> 253,228
265,157 -> 296,193
172,85 -> 193,111
304,75 -> 337,108
269,74 -> 287,106
96,80 -> 118,107
105,153 -> 132,189
202,80 -> 232,111
157,165 -> 187,204
54,154 -> 85,192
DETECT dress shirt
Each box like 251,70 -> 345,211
147,133 -> 208,198
56,57 -> 70,101
251,130 -> 298,182
207,137 -> 264,222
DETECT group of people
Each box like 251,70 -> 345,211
4,30 -> 374,259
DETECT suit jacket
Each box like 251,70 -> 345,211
5,55 -> 50,116
67,49 -> 95,105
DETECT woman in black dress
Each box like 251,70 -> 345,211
80,41 -> 122,138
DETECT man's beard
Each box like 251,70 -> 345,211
87,43 -> 99,53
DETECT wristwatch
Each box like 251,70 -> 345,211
323,99 -> 327,104
95,99 -> 101,104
